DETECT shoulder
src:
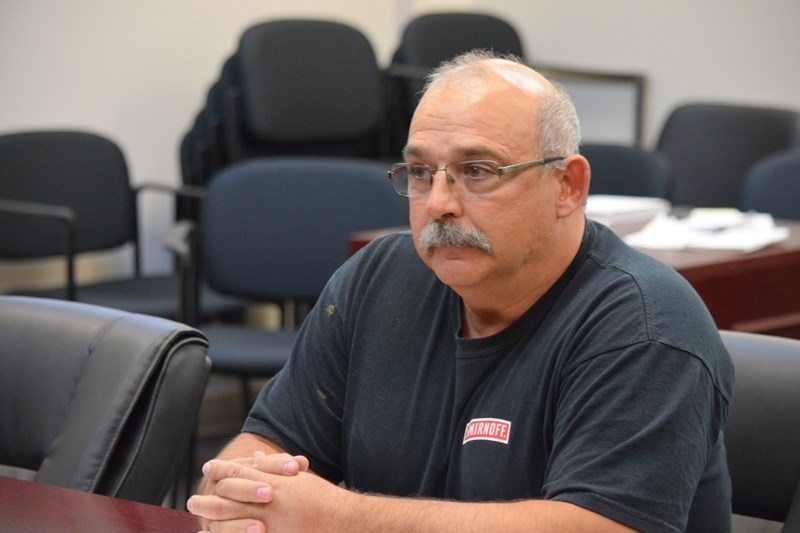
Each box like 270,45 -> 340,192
574,221 -> 733,398
582,221 -> 713,338
326,230 -> 438,300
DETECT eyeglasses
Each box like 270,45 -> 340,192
387,157 -> 565,198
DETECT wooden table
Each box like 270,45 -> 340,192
0,476 -> 198,532
349,221 -> 800,339
639,221 -> 800,338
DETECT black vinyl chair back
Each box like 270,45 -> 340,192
581,143 -> 669,198
740,149 -> 800,220
0,295 -> 210,505
720,330 -> 800,530
656,103 -> 800,208
389,12 -> 525,154
222,20 -> 389,164
201,157 -> 408,303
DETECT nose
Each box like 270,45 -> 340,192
423,168 -> 463,219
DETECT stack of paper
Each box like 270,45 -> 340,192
623,209 -> 790,253
586,195 -> 671,228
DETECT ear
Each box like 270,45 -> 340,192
556,155 -> 590,217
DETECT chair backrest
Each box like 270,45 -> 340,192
581,143 -> 669,198
389,12 -> 526,153
393,12 -> 525,72
0,295 -> 210,504
222,19 -> 389,163
655,103 -> 800,208
740,149 -> 800,219
200,157 -> 408,303
0,130 -> 136,258
720,330 -> 800,530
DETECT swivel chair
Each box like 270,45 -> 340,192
0,295 -> 210,505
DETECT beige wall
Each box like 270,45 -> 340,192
2,0 -> 799,289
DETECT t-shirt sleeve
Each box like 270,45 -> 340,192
543,341 -> 729,532
242,266 -> 353,483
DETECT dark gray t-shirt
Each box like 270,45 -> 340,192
244,220 -> 734,533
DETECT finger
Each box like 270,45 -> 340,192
206,518 -> 266,533
214,477 -> 274,503
202,459 -> 268,483
187,494 -> 261,522
252,450 -> 309,475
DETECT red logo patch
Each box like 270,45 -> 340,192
462,417 -> 511,445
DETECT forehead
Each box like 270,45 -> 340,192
406,75 -> 541,161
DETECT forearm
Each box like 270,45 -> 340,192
335,492 -> 636,533
191,458 -> 637,532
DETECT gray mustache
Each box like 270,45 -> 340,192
419,221 -> 492,255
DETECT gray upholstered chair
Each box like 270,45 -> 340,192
183,157 -> 408,411
220,20 -> 391,164
656,103 -> 800,208
581,143 -> 669,198
0,130 -> 243,321
720,330 -> 800,530
388,12 -> 526,154
0,295 -> 210,505
740,149 -> 800,220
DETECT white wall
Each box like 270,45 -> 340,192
2,0 -> 799,289
482,0 -> 800,145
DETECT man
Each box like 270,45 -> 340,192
188,51 -> 733,532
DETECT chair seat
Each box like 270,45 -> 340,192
202,324 -> 297,376
10,275 -> 243,322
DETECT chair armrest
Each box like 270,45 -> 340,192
0,198 -> 78,300
132,184 -> 207,325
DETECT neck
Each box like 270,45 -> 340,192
459,219 -> 584,339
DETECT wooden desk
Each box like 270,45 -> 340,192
349,221 -> 800,339
0,476 -> 197,532
640,221 -> 800,338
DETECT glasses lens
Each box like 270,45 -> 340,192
448,161 -> 500,194
390,164 -> 431,197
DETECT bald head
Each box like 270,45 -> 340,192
415,50 -> 581,159
424,51 -> 555,97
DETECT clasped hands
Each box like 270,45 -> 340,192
187,450 -> 343,533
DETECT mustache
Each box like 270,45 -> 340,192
419,220 -> 492,255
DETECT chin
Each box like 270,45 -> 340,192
425,249 -> 488,285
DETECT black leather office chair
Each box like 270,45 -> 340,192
0,295 -> 211,505
656,102 -> 800,208
0,130 -> 243,321
581,143 -> 669,198
720,330 -> 800,530
184,157 -> 408,411
740,149 -> 800,220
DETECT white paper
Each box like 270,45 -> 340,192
623,210 -> 790,253
585,195 -> 671,227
